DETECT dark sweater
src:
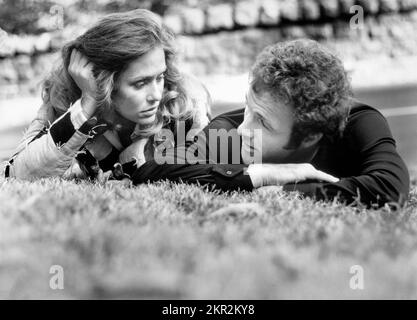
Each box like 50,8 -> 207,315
132,101 -> 410,207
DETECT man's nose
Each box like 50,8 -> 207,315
147,80 -> 162,103
237,114 -> 250,137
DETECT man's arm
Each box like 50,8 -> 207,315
130,113 -> 254,191
132,160 -> 253,192
130,111 -> 339,192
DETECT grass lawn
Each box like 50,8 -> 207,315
0,175 -> 416,299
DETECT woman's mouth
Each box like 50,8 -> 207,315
138,107 -> 158,118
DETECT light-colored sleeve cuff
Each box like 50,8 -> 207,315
69,99 -> 89,130
246,164 -> 264,188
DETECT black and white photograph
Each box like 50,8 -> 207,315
1,0 -> 417,306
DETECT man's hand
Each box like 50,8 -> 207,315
247,163 -> 339,188
68,49 -> 98,118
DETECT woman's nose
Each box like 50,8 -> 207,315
147,80 -> 162,103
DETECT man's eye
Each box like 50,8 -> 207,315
257,116 -> 266,127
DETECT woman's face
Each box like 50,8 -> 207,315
113,46 -> 166,125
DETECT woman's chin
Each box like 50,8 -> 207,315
137,114 -> 156,126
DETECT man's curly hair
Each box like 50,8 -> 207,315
251,39 -> 353,149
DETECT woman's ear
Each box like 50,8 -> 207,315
300,132 -> 323,148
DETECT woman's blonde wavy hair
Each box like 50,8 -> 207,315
42,9 -> 193,137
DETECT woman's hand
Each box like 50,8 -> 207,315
119,138 -> 154,168
96,168 -> 132,187
68,49 -> 98,118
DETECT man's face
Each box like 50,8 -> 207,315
237,86 -> 295,164
113,46 -> 166,125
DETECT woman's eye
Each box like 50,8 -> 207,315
134,82 -> 145,89
157,74 -> 165,82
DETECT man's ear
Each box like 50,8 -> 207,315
300,132 -> 323,148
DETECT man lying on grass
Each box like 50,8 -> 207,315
131,39 -> 410,208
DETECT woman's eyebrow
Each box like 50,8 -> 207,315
130,68 -> 167,83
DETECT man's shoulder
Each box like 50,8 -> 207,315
348,100 -> 385,120
344,100 -> 389,133
342,99 -> 394,147
207,108 -> 245,130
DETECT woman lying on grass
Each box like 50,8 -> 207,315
4,9 -> 210,182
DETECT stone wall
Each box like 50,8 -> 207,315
1,0 -> 417,99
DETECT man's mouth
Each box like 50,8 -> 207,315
242,137 -> 255,151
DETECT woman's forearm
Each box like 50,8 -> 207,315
7,100 -> 94,179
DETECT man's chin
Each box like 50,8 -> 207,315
241,150 -> 263,165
